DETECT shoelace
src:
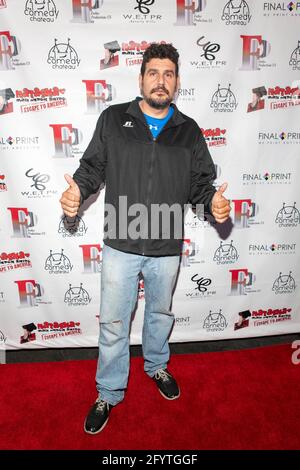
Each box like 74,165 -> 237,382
95,399 -> 107,413
155,369 -> 171,382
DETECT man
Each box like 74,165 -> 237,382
60,43 -> 230,434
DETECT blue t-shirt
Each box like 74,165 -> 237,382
144,106 -> 174,139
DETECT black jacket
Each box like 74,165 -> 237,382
73,98 -> 216,256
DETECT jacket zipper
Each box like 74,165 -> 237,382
142,136 -> 156,255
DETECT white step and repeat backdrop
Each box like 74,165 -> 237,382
0,0 -> 299,350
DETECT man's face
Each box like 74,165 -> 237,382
139,58 -> 179,110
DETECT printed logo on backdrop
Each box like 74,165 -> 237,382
20,320 -> 82,343
175,316 -> 191,327
234,307 -> 293,331
213,240 -> 239,265
184,206 -> 215,229
58,215 -> 87,237
7,207 -> 45,237
14,279 -> 51,307
50,123 -> 83,158
247,84 -> 300,113
289,41 -> 300,70
258,130 -> 300,145
0,291 -> 5,304
0,174 -> 7,192
64,283 -> 91,306
71,0 -> 111,23
263,2 -> 300,16
100,40 -> 167,69
44,249 -> 73,274
177,88 -> 195,103
185,274 -> 216,299
203,309 -> 227,332
242,171 -> 292,186
249,242 -> 296,256
47,38 -> 80,70
0,1 -> 7,8
0,251 -> 32,273
201,128 -> 227,147
0,135 -> 39,151
210,84 -> 238,112
83,80 -> 115,114
229,268 -> 259,295
16,86 -> 67,113
191,36 -> 226,70
0,31 -> 29,70
123,0 -> 162,23
24,0 -> 59,22
221,0 -> 251,25
231,198 -> 263,228
275,203 -> 300,227
181,239 -> 205,267
0,88 -> 15,114
22,168 -> 58,199
272,271 -> 296,294
174,0 -> 210,26
240,35 -> 272,71
80,244 -> 102,273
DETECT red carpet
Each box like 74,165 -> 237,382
1,344 -> 299,450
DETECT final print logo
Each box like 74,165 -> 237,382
221,0 -> 251,25
47,38 -> 80,70
272,272 -> 296,294
203,309 -> 227,332
58,215 -> 87,237
210,84 -> 238,112
263,2 -> 300,17
213,241 -> 239,265
275,202 -> 300,227
24,0 -> 59,22
44,249 -> 73,274
64,283 -> 91,306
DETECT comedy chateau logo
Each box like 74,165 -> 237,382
242,171 -> 292,186
213,240 -> 239,265
7,207 -> 44,238
58,215 -> 87,237
44,249 -> 73,274
185,274 -> 216,299
64,283 -> 91,306
201,127 -> 227,147
70,0 -> 111,23
275,202 -> 300,227
100,40 -> 167,70
203,309 -> 227,332
83,80 -> 115,114
258,130 -> 300,145
20,320 -> 82,343
0,31 -> 30,70
0,174 -> 7,191
210,84 -> 238,112
47,38 -> 80,70
0,251 -> 32,273
16,86 -> 67,113
247,84 -> 300,112
122,0 -> 162,24
249,242 -> 296,256
50,123 -> 83,158
80,244 -> 102,273
22,168 -> 58,199
263,1 -> 300,17
181,238 -> 205,267
14,279 -> 51,307
0,135 -> 39,151
240,35 -> 272,71
174,0 -> 211,25
191,36 -> 226,70
273,271 -> 296,294
289,41 -> 300,70
221,0 -> 251,25
24,0 -> 59,22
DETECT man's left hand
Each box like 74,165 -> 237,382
211,182 -> 231,223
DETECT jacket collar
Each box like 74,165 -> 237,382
126,97 -> 186,128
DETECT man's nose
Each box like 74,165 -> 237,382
157,74 -> 165,85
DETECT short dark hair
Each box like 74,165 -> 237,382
140,43 -> 179,77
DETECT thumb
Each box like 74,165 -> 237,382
217,182 -> 228,195
64,174 -> 80,195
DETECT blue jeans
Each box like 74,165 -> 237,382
96,244 -> 180,406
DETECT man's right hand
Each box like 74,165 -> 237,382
60,174 -> 81,217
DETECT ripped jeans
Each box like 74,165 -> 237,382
96,244 -> 180,406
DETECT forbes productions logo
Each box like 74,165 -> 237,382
210,84 -> 238,112
14,279 -> 46,307
203,309 -> 227,332
44,249 -> 73,274
123,0 -> 162,23
24,0 -> 59,22
50,123 -> 83,158
58,215 -> 87,237
174,0 -> 209,26
7,207 -> 44,238
213,240 -> 238,265
240,35 -> 272,71
221,0 -> 251,25
80,244 -> 102,273
272,271 -> 296,294
83,80 -> 115,114
47,38 -> 80,70
0,1 -> 7,8
0,31 -> 29,70
289,41 -> 300,70
275,202 -> 300,227
64,283 -> 91,306
181,239 -> 204,267
71,0 -> 110,23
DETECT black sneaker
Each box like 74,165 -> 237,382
152,369 -> 180,400
84,397 -> 111,434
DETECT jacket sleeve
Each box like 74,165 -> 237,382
189,127 -> 217,214
73,110 -> 108,204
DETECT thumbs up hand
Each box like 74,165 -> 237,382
59,174 -> 81,217
211,182 -> 231,224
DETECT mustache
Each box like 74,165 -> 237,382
151,86 -> 169,95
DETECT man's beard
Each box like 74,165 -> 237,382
141,86 -> 173,110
